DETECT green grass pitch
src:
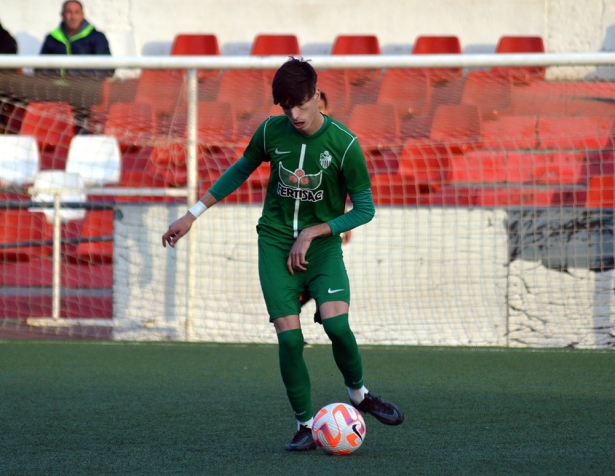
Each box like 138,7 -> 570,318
0,341 -> 613,475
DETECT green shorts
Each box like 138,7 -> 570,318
258,230 -> 350,321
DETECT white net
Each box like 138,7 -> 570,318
0,54 -> 614,347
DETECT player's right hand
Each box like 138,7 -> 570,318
162,213 -> 196,248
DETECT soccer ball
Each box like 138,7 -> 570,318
311,402 -> 366,455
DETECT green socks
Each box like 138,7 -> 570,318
277,329 -> 312,422
322,314 -> 364,389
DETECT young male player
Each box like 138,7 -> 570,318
162,58 -> 404,451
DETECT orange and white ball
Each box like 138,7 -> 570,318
311,403 -> 366,455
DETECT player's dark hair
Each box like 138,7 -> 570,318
272,57 -> 317,108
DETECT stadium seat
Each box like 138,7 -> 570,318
217,69 -> 268,117
446,150 -> 508,184
537,116 -> 615,150
472,186 -> 557,207
494,35 -> 545,82
0,135 -> 40,187
66,135 -> 121,187
21,102 -> 74,150
0,209 -> 52,262
412,36 -> 462,83
331,35 -> 380,55
377,68 -> 431,118
104,102 -> 156,150
170,34 -> 221,80
65,210 -> 114,265
586,176 -> 615,208
29,170 -> 87,223
105,31 -> 140,79
430,104 -> 482,153
316,69 -> 352,116
398,140 -> 450,185
251,34 -> 300,55
461,70 -> 512,119
481,116 -> 538,149
370,173 -> 420,206
171,34 -> 220,55
506,151 -> 586,184
134,69 -> 187,117
196,101 -> 237,143
331,34 -> 381,84
348,104 -> 401,174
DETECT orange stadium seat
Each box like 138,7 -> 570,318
217,69 -> 268,117
412,36 -> 462,83
481,116 -> 537,150
537,116 -> 615,150
377,68 -> 431,118
104,102 -> 155,150
494,35 -> 545,82
135,69 -> 187,117
65,210 -> 114,265
0,209 -> 52,262
472,186 -> 557,207
316,69 -> 352,117
586,176 -> 615,208
398,140 -> 450,186
348,104 -> 401,175
171,34 -> 220,55
251,34 -> 300,55
370,173 -> 420,206
331,34 -> 381,85
506,151 -> 586,184
461,70 -> 512,119
430,104 -> 482,153
446,150 -> 508,184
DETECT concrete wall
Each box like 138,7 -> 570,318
112,205 -> 614,348
1,0 -> 614,56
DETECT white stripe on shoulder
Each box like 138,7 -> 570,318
331,122 -> 358,169
263,116 -> 273,151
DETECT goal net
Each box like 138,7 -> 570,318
0,55 -> 614,348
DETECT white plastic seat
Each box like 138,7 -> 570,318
29,170 -> 87,223
106,32 -> 140,79
0,135 -> 40,186
66,135 -> 122,187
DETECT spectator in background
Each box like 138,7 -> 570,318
39,0 -> 113,78
0,22 -> 17,54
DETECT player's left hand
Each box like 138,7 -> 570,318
287,233 -> 311,275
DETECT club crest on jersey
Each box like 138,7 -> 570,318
319,150 -> 332,169
277,162 -> 323,202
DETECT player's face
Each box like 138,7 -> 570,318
62,2 -> 85,34
281,90 -> 324,136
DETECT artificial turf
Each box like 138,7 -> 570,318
0,341 -> 613,475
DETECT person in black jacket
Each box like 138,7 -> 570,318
0,21 -> 17,54
39,1 -> 113,78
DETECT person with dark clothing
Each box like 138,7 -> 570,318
0,22 -> 17,54
39,1 -> 113,78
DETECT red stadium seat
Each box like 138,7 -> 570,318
170,34 -> 221,79
377,68 -> 431,118
251,34 -> 300,55
316,69 -> 352,116
481,116 -> 537,149
473,186 -> 557,207
135,69 -> 187,117
412,36 -> 462,83
171,34 -> 220,55
506,151 -> 586,184
348,104 -> 401,174
398,140 -> 450,185
586,176 -> 615,208
217,70 -> 268,117
65,210 -> 114,265
537,116 -> 615,150
0,209 -> 52,262
447,150 -> 508,184
331,35 -> 381,84
104,102 -> 155,150
370,173 -> 420,206
461,70 -> 512,119
494,36 -> 545,82
430,104 -> 482,153
331,35 -> 380,55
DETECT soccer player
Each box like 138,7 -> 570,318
162,58 -> 404,451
